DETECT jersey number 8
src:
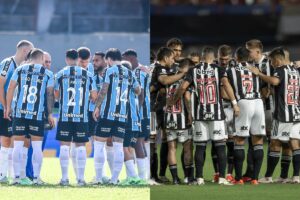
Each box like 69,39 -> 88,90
22,85 -> 37,104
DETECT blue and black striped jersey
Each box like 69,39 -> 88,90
55,66 -> 97,122
11,64 -> 54,121
127,76 -> 141,131
88,70 -> 106,112
0,57 -> 17,110
100,64 -> 140,122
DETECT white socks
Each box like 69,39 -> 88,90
20,147 -> 28,179
8,147 -> 13,178
106,145 -> 114,175
32,141 -> 43,179
136,158 -> 146,180
0,147 -> 9,178
111,142 -> 124,184
125,159 -> 137,178
76,146 -> 86,181
145,142 -> 150,180
70,143 -> 77,178
12,141 -> 24,178
59,145 -> 70,181
94,141 -> 106,181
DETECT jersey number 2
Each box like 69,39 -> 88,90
67,87 -> 83,106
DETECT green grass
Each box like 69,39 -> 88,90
0,158 -> 149,200
150,143 -> 300,200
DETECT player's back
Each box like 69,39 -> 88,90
55,65 -> 93,123
13,63 -> 53,120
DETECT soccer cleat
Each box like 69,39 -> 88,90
77,180 -> 87,186
59,179 -> 70,186
195,178 -> 205,185
258,177 -> 273,183
0,176 -> 9,184
232,179 -> 244,185
89,177 -> 103,186
148,178 -> 161,186
10,178 -> 20,185
20,177 -> 33,185
183,177 -> 189,184
33,178 -> 46,185
172,177 -> 181,185
251,180 -> 259,185
226,174 -> 234,182
291,176 -> 300,184
218,177 -> 233,185
102,176 -> 110,184
212,173 -> 219,183
159,176 -> 170,183
242,176 -> 252,182
274,177 -> 291,184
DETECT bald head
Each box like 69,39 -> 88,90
43,52 -> 52,69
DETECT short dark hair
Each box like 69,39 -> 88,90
166,38 -> 183,48
29,48 -> 44,60
94,51 -> 105,58
122,49 -> 137,57
202,46 -> 215,57
77,47 -> 91,60
246,39 -> 263,51
105,48 -> 122,61
66,49 -> 78,60
218,45 -> 232,57
178,58 -> 194,69
235,47 -> 250,62
268,47 -> 285,60
189,52 -> 200,58
17,40 -> 33,49
156,47 -> 173,61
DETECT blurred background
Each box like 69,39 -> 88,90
151,0 -> 300,60
0,0 -> 149,156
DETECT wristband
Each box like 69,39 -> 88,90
231,100 -> 237,105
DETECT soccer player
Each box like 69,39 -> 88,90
55,49 -> 97,186
170,46 -> 239,185
165,58 -> 194,185
249,47 -> 300,184
77,47 -> 94,74
5,48 -> 54,185
0,40 -> 33,183
224,47 -> 266,185
188,52 -> 201,65
93,48 -> 140,185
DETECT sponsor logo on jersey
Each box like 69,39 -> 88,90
204,112 -> 214,120
241,126 -> 248,131
282,132 -> 290,137
196,68 -> 215,76
213,130 -> 221,135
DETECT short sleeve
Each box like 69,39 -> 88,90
0,60 -> 12,78
10,68 -> 19,82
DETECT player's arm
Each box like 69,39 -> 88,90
5,80 -> 17,120
93,82 -> 109,121
138,88 -> 145,108
221,85 -> 230,100
184,90 -> 193,126
168,80 -> 190,106
221,77 -> 240,116
248,66 -> 280,86
90,90 -> 97,102
0,76 -> 7,110
47,73 -> 56,128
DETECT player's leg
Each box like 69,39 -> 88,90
167,130 -> 179,184
277,143 -> 292,182
70,142 -> 77,179
19,137 -> 31,184
211,140 -> 219,182
59,141 -> 71,186
124,130 -> 138,179
243,137 -> 254,182
135,137 -> 146,180
182,134 -> 193,184
289,122 -> 300,183
106,137 -> 114,175
233,136 -> 245,184
224,106 -> 234,181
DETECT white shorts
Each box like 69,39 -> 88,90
166,129 -> 191,143
224,106 -> 235,136
271,120 -> 293,142
193,120 -> 227,142
290,122 -> 300,140
234,99 -> 266,137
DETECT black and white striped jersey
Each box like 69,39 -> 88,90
273,65 -> 300,122
185,62 -> 226,121
225,62 -> 261,100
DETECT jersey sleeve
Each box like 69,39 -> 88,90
0,60 -> 12,79
47,72 -> 54,88
184,68 -> 194,83
132,73 -> 140,89
10,67 -> 20,82
104,68 -> 111,84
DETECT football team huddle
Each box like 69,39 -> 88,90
150,38 -> 300,185
0,40 -> 151,186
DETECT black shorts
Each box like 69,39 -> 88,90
95,118 -> 126,139
139,119 -> 150,140
0,109 -> 12,137
88,111 -> 97,136
156,110 -> 165,130
13,118 -> 44,137
124,131 -> 138,148
56,121 -> 89,143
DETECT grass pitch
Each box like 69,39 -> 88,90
150,144 -> 300,200
0,158 -> 149,200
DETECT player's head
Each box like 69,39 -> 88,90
122,49 -> 139,69
179,58 -> 194,70
202,46 -> 215,63
268,47 -> 285,68
156,46 -> 174,67
93,51 -> 106,72
105,48 -> 122,66
246,39 -> 263,62
166,38 -> 183,61
29,48 -> 44,65
121,60 -> 132,70
218,45 -> 232,67
16,40 -> 34,61
43,51 -> 52,70
189,52 -> 201,65
235,47 -> 250,63
77,47 -> 91,69
282,47 -> 291,64
65,49 -> 78,66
